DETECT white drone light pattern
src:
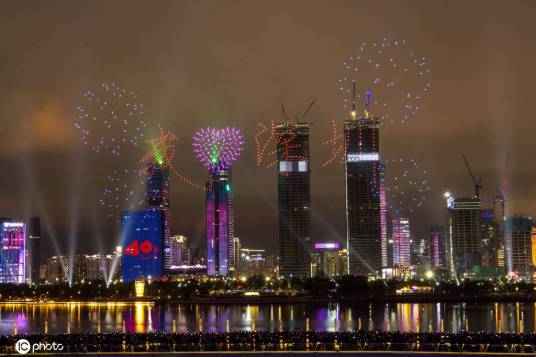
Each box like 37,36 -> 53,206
384,158 -> 430,216
99,168 -> 146,220
338,38 -> 431,124
74,82 -> 148,156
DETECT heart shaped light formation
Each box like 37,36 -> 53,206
192,127 -> 245,172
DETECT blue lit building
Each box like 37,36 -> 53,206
121,210 -> 164,283
0,221 -> 26,284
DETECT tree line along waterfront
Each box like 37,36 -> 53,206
1,276 -> 536,303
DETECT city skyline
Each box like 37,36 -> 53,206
0,0 -> 535,260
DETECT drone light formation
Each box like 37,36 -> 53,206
99,168 -> 146,221
74,82 -> 147,156
192,127 -> 245,172
384,157 -> 430,216
338,38 -> 431,124
140,126 -> 201,189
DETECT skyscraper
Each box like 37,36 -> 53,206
206,168 -> 232,276
392,218 -> 411,267
344,113 -> 382,276
379,165 -> 388,269
480,209 -> 498,267
170,235 -> 189,267
146,162 -> 170,272
505,215 -> 533,278
0,221 -> 26,284
28,216 -> 40,284
429,225 -> 447,269
276,122 -> 311,278
447,196 -> 482,278
121,210 -> 164,283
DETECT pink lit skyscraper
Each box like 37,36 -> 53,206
0,221 -> 26,284
379,165 -> 388,269
206,169 -> 232,276
392,218 -> 411,267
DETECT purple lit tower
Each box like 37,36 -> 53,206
0,221 -> 26,284
193,127 -> 244,276
379,165 -> 388,269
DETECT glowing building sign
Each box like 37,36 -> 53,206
121,211 -> 164,283
314,242 -> 340,250
0,221 -> 26,284
347,153 -> 379,162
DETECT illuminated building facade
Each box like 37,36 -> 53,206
238,248 -> 267,276
146,162 -> 171,272
170,235 -> 189,267
28,216 -> 40,284
532,227 -> 536,267
379,166 -> 388,269
344,116 -> 382,276
447,197 -> 482,277
504,215 -> 533,278
121,210 -> 164,283
392,218 -> 411,267
312,243 -> 347,277
206,168 -> 232,276
480,209 -> 498,267
276,122 -> 311,278
0,221 -> 26,284
429,225 -> 447,269
232,237 -> 240,272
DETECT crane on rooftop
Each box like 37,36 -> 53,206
462,156 -> 482,199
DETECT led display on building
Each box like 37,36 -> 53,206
0,221 -> 26,284
121,210 -> 164,283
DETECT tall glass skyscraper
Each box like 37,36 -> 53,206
28,216 -> 40,284
446,196 -> 482,278
146,162 -> 170,272
344,116 -> 382,276
206,168 -> 232,276
505,215 -> 533,278
276,122 -> 311,278
429,225 -> 447,269
392,218 -> 411,267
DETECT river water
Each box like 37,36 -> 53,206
0,302 -> 533,335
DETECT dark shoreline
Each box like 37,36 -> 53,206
2,292 -> 536,305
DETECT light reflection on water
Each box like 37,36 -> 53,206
0,302 -> 533,334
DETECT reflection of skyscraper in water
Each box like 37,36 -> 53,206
276,122 -> 311,278
145,162 -> 171,272
344,112 -> 382,276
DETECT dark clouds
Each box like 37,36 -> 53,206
0,0 -> 535,257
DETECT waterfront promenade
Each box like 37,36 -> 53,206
2,331 -> 536,355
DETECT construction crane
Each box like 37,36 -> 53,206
280,98 -> 318,122
462,156 -> 482,198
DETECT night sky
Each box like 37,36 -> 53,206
1,0 -> 535,258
